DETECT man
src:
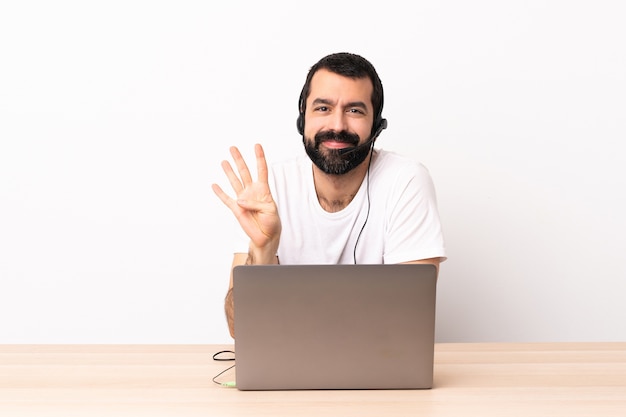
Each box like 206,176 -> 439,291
212,52 -> 446,338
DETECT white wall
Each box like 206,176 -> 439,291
1,1 -> 624,343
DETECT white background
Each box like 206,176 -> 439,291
1,1 -> 625,343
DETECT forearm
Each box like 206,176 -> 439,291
225,249 -> 279,339
225,287 -> 235,339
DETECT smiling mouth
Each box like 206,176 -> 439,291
321,140 -> 354,150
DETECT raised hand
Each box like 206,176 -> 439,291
212,144 -> 281,259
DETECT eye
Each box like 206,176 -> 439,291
348,108 -> 365,115
314,106 -> 329,113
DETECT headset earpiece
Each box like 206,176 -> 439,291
371,117 -> 388,142
296,113 -> 304,135
296,89 -> 306,135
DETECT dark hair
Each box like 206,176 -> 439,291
298,52 -> 385,126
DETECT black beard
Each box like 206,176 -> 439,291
303,130 -> 370,175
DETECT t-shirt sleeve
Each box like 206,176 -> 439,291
383,162 -> 447,264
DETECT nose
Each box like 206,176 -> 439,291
328,110 -> 348,132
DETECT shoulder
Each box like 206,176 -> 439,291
368,149 -> 438,204
371,149 -> 432,181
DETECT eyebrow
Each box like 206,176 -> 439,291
311,98 -> 369,111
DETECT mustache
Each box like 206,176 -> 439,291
314,130 -> 360,147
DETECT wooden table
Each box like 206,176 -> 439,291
1,343 -> 625,416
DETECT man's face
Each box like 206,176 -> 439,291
302,69 -> 375,175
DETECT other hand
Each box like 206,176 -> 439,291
212,144 -> 281,254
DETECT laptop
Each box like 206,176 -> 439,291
232,263 -> 438,390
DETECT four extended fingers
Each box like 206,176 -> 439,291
213,144 -> 268,201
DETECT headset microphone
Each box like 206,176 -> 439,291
338,118 -> 387,155
338,137 -> 374,155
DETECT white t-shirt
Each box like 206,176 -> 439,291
264,149 -> 446,265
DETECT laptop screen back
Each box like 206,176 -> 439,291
233,264 -> 437,390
